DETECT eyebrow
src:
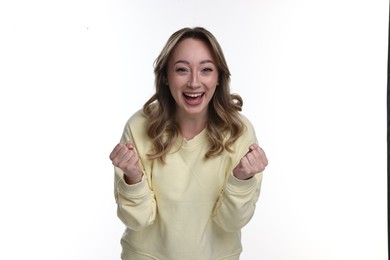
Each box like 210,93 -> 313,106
174,60 -> 215,65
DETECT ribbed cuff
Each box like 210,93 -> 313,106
225,172 -> 258,195
117,175 -> 149,198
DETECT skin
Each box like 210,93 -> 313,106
109,38 -> 268,184
109,142 -> 143,184
232,144 -> 268,180
166,38 -> 218,139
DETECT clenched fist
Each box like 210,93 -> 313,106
233,144 -> 268,180
109,142 -> 143,184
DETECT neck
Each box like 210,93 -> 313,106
176,112 -> 208,140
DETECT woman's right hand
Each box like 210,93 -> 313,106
109,142 -> 143,184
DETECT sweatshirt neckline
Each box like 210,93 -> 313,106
180,128 -> 208,150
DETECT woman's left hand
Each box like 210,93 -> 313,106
233,144 -> 268,180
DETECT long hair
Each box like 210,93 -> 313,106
143,27 -> 244,163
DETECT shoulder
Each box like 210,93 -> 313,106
238,113 -> 256,139
126,109 -> 147,127
235,113 -> 258,149
238,113 -> 253,127
226,113 -> 258,164
222,112 -> 256,144
120,109 -> 148,143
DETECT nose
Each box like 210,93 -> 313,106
187,72 -> 200,88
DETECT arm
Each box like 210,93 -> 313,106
111,112 -> 157,231
212,170 -> 263,232
212,116 -> 268,232
114,167 -> 156,231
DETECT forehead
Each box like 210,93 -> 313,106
170,38 -> 214,62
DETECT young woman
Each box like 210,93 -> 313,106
109,27 -> 268,260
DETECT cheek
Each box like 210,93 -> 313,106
168,74 -> 186,89
167,85 -> 176,97
205,85 -> 218,101
168,85 -> 182,103
206,77 -> 219,90
210,73 -> 219,86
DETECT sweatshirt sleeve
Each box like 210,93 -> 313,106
114,168 -> 157,231
113,111 -> 157,231
212,115 -> 264,232
212,171 -> 263,232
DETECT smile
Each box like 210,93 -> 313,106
183,92 -> 204,98
183,92 -> 204,106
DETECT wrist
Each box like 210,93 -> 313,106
123,173 -> 143,185
233,169 -> 253,180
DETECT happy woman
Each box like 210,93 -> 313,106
109,27 -> 268,260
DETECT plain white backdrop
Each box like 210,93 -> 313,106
0,0 -> 388,259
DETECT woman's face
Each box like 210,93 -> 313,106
167,38 -> 219,121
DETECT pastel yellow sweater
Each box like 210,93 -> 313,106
114,110 -> 263,260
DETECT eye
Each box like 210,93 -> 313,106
202,67 -> 214,73
175,67 -> 189,73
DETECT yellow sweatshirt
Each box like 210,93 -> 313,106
114,110 -> 263,260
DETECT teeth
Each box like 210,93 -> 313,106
184,93 -> 202,98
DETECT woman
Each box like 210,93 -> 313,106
109,27 -> 268,260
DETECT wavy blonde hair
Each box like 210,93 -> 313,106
143,27 -> 245,162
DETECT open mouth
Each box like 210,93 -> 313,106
184,93 -> 203,98
183,92 -> 204,105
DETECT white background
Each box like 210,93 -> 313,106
0,0 -> 388,259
